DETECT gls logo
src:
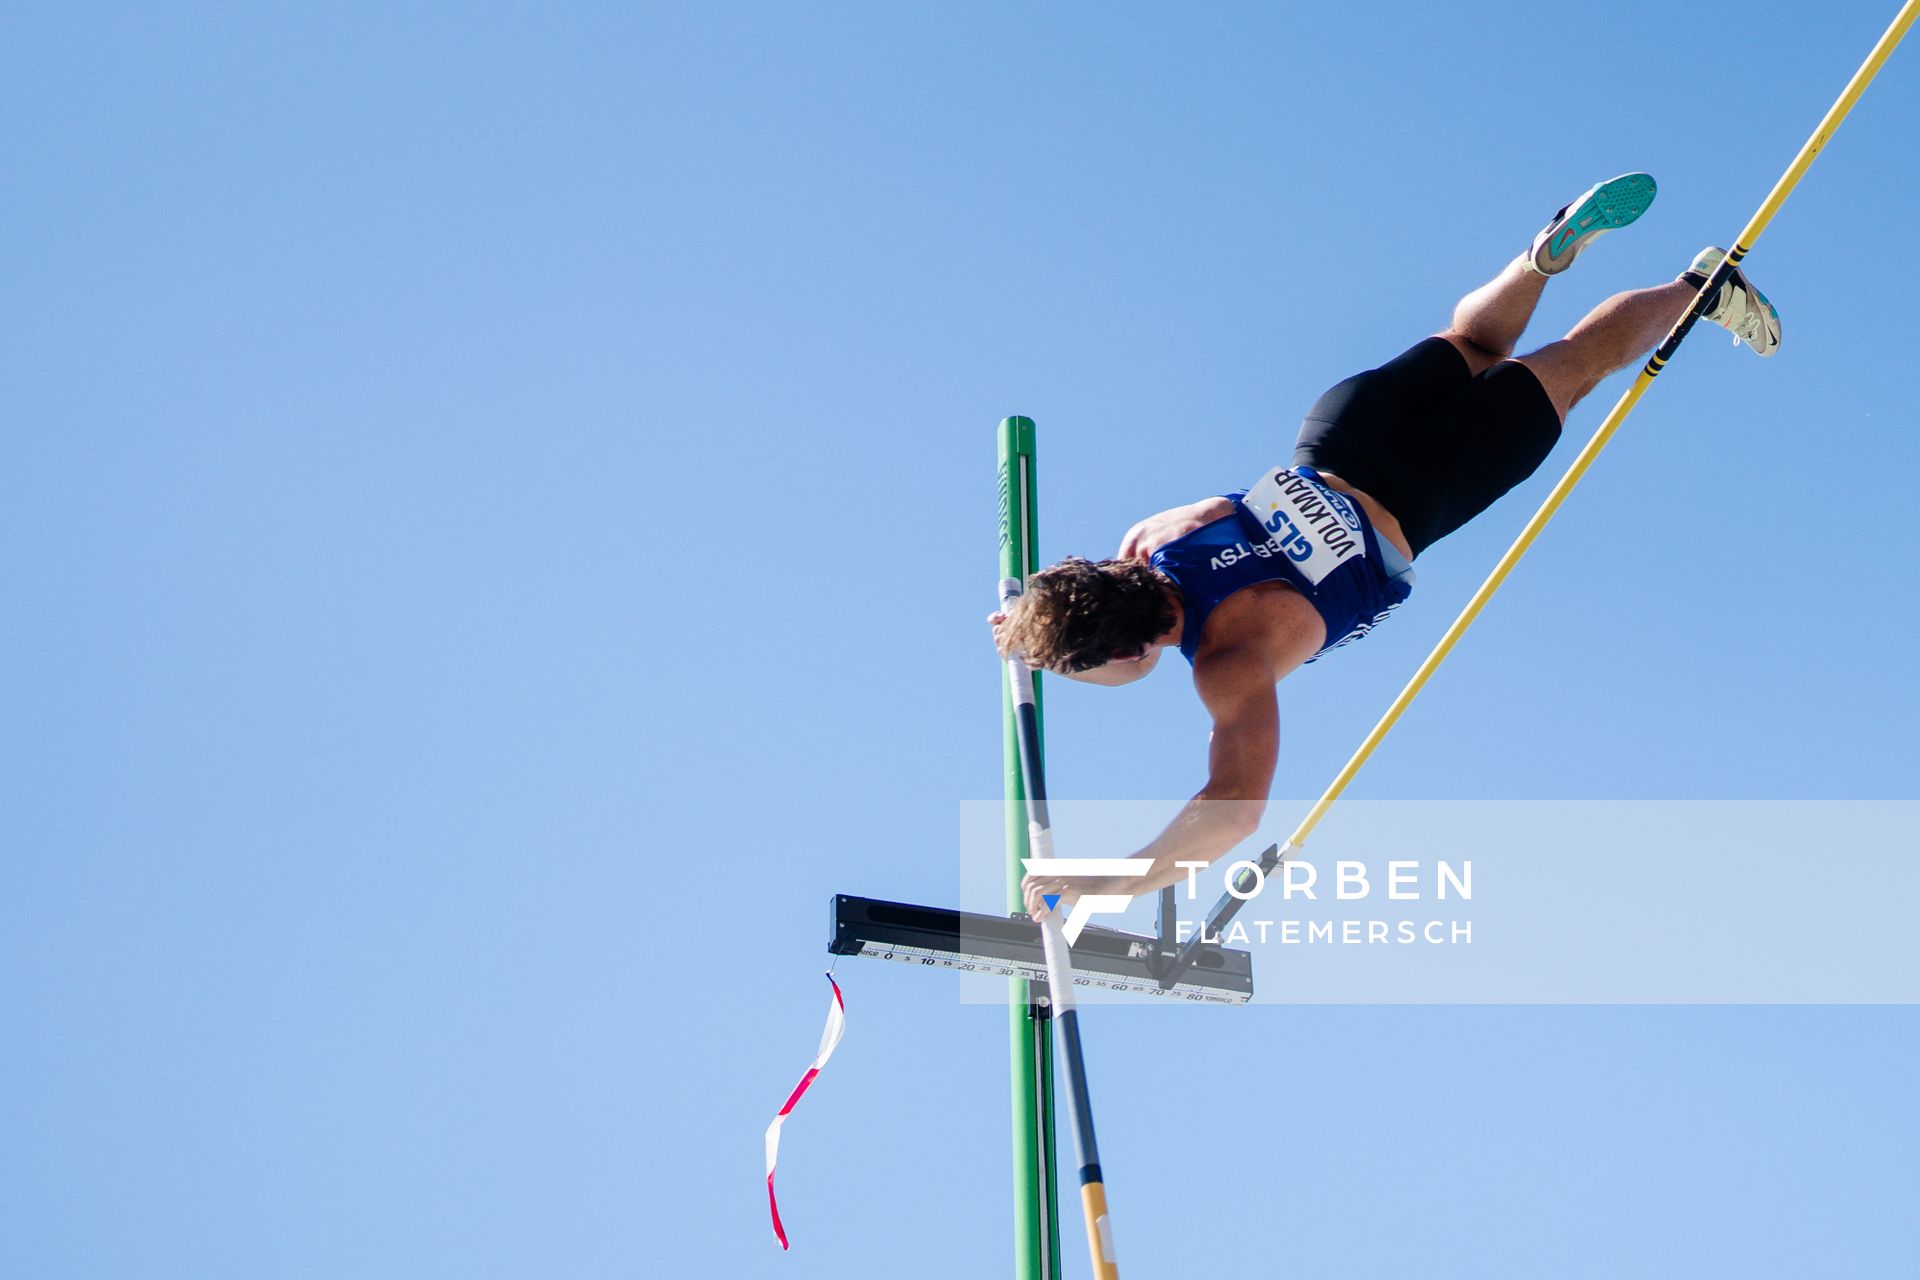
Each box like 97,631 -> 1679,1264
1260,506 -> 1316,562
1019,858 -> 1150,944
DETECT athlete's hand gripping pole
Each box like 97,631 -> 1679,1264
999,576 -> 1122,1280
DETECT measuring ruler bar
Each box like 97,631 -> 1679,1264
830,894 -> 1253,1005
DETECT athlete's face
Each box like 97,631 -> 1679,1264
1044,646 -> 1157,682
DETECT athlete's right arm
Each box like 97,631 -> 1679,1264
1046,644 -> 1281,905
1191,644 -> 1282,820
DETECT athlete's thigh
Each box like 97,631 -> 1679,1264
1415,360 -> 1564,546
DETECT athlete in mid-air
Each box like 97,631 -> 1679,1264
994,174 -> 1780,921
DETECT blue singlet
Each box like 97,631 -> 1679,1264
1149,465 -> 1415,663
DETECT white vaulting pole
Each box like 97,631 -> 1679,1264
1000,576 -> 1121,1280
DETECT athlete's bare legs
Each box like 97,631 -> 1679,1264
1514,281 -> 1696,420
1440,255 -> 1549,372
1444,266 -> 1698,424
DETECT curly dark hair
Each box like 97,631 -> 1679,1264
999,557 -> 1178,673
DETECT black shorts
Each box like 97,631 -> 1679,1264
1292,337 -> 1562,557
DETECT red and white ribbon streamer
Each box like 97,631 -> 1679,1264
766,973 -> 846,1250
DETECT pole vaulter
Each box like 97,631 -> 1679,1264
803,1 -> 1917,1267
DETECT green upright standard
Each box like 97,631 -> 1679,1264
998,416 -> 1061,1280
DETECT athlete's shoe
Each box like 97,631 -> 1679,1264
1684,247 -> 1782,357
1524,173 -> 1658,276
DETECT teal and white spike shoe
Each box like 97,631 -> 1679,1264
1524,172 -> 1659,276
1685,247 -> 1782,357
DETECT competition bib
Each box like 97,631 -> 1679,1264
1238,466 -> 1365,586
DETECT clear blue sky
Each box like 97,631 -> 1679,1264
4,2 -> 1917,1276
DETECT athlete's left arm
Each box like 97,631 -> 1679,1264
1019,644 -> 1279,918
1116,496 -> 1238,561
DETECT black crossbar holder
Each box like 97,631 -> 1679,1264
831,894 -> 1254,1004
1157,841 -> 1286,990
